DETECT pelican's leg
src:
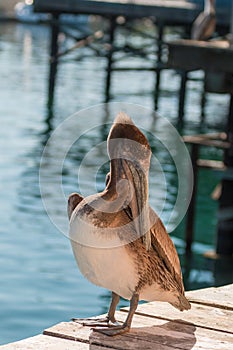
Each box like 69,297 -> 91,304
72,292 -> 120,327
107,292 -> 120,324
93,292 -> 139,336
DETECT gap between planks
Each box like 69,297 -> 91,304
186,286 -> 233,311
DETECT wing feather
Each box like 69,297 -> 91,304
149,207 -> 184,293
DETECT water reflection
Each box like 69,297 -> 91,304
181,253 -> 233,290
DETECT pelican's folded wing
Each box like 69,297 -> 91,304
149,208 -> 184,294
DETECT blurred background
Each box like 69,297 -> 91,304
0,0 -> 232,346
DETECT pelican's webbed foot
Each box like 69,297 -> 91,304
92,292 -> 139,337
92,323 -> 130,336
72,292 -> 121,328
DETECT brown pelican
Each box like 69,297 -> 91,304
68,113 -> 191,336
191,0 -> 216,40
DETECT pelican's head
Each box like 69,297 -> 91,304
107,112 -> 151,172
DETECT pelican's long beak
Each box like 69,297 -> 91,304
122,158 -> 151,250
105,113 -> 152,250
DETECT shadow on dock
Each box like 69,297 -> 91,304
89,320 -> 196,350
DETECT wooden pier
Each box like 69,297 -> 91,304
167,38 -> 233,255
34,0 -> 199,24
33,0 -> 231,109
34,0 -> 204,108
1,284 -> 233,349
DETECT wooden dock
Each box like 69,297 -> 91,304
2,284 -> 233,349
33,0 -> 231,109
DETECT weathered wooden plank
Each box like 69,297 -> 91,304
186,285 -> 233,311
125,301 -> 233,334
43,311 -> 233,350
0,334 -> 89,349
44,321 -> 91,343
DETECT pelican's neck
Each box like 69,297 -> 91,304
204,0 -> 215,14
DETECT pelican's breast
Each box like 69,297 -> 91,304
69,200 -> 138,300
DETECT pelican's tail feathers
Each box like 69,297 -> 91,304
170,294 -> 191,311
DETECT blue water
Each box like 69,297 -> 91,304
0,22 -> 232,346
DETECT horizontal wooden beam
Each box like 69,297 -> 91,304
183,135 -> 230,149
34,0 -> 199,24
197,159 -> 225,170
